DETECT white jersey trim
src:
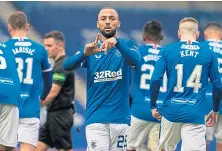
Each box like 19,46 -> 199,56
42,68 -> 52,72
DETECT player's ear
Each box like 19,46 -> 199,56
26,23 -> 30,31
178,30 -> 181,39
203,31 -> 207,40
196,31 -> 200,39
59,41 -> 64,49
7,24 -> 12,34
117,21 -> 120,28
142,33 -> 146,42
220,32 -> 222,40
97,21 -> 100,29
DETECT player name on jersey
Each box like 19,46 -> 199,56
143,54 -> 160,62
0,42 -> 6,48
180,44 -> 200,58
12,46 -> 35,55
209,42 -> 222,54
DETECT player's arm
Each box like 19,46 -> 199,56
116,38 -> 141,65
150,49 -> 167,110
63,49 -> 87,71
41,65 -> 71,107
100,38 -> 141,65
40,49 -> 53,100
208,52 -> 222,113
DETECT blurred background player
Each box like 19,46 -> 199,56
37,31 -> 75,151
150,17 -> 222,151
127,20 -> 166,151
0,41 -> 20,151
63,7 -> 140,151
203,22 -> 222,151
5,11 -> 52,151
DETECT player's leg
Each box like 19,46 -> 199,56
181,123 -> 206,151
18,118 -> 40,151
216,142 -> 222,151
214,115 -> 222,151
49,109 -> 73,151
205,121 -> 215,151
86,123 -> 110,151
36,141 -> 50,151
158,117 -> 181,151
110,124 -> 129,151
127,116 -> 153,151
40,106 -> 47,126
0,104 -> 19,151
36,116 -> 53,151
147,122 -> 160,151
0,146 -> 14,151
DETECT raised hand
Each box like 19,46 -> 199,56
84,33 -> 101,56
100,37 -> 117,54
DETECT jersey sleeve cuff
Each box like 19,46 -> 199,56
42,68 -> 52,72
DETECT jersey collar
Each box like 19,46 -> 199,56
12,37 -> 29,41
145,43 -> 161,49
180,40 -> 198,44
207,39 -> 222,43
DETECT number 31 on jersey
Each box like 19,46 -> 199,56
16,57 -> 33,84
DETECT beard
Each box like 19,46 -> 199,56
100,29 -> 117,39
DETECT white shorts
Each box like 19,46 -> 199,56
86,123 -> 128,151
159,117 -> 206,151
206,115 -> 222,143
0,104 -> 19,147
18,118 -> 40,147
127,116 -> 160,151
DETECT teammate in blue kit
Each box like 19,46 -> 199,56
203,22 -> 222,151
0,42 -> 20,151
64,7 -> 140,151
150,17 -> 222,151
127,21 -> 166,151
5,11 -> 52,151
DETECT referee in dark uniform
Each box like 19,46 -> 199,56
37,31 -> 74,151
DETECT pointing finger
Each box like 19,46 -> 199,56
95,33 -> 100,44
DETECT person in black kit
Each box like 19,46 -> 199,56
37,31 -> 75,151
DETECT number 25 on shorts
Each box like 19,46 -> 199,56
117,135 -> 127,149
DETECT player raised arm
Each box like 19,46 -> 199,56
63,33 -> 101,70
100,37 -> 141,65
150,49 -> 167,119
206,51 -> 222,127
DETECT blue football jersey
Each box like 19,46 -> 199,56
131,44 -> 167,122
0,42 -> 20,106
205,39 -> 222,115
151,40 -> 222,124
76,39 -> 139,125
5,37 -> 51,118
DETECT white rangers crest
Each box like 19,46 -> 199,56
115,49 -> 121,57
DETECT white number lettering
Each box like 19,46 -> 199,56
174,64 -> 184,92
140,64 -> 167,92
0,50 -> 7,69
174,64 -> 202,93
15,57 -> 33,84
218,58 -> 222,73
